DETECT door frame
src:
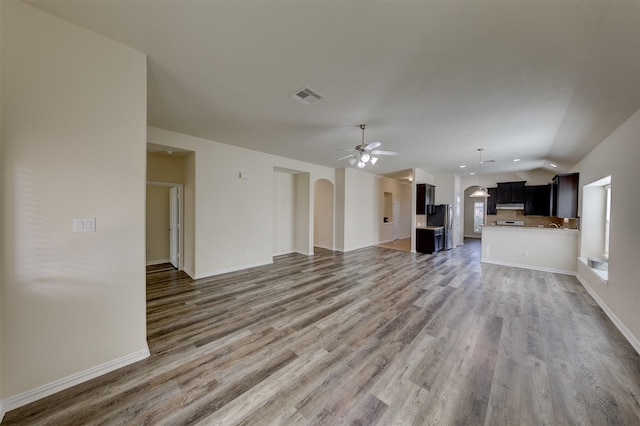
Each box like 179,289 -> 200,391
147,181 -> 184,270
392,199 -> 401,240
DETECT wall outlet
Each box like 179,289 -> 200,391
522,249 -> 529,257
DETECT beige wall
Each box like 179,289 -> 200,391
147,126 -> 335,278
146,186 -> 170,263
572,109 -> 640,351
314,179 -> 334,250
273,171 -> 295,256
378,177 -> 412,243
147,152 -> 186,183
1,0 -> 147,405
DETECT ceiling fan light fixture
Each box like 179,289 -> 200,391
370,156 -> 378,165
357,160 -> 366,168
348,157 -> 357,166
360,152 -> 370,163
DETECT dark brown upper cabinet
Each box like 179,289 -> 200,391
524,185 -> 551,216
551,173 -> 579,218
496,181 -> 526,204
486,187 -> 498,215
416,183 -> 435,215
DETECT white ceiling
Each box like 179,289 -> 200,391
27,1 -> 639,176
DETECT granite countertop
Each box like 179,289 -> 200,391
482,225 -> 579,234
415,225 -> 444,230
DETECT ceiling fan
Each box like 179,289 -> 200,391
338,124 -> 399,168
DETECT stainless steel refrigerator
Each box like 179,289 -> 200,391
427,204 -> 454,250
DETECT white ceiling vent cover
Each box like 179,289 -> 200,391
290,87 -> 323,105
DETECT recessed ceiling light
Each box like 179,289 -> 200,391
513,158 -> 520,162
470,172 -> 476,175
549,163 -> 557,168
459,165 -> 466,168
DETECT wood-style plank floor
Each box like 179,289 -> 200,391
5,240 -> 640,425
376,238 -> 411,252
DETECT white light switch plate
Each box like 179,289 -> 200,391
73,218 -> 96,233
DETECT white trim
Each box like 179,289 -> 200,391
1,347 -> 150,412
480,259 -> 576,276
1,401 -> 5,423
295,250 -> 314,256
194,260 -> 273,280
183,267 -> 195,279
577,257 -> 608,284
576,275 -> 640,355
273,250 -> 295,257
146,258 -> 170,266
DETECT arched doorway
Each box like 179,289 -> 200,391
463,186 -> 486,239
314,179 -> 334,250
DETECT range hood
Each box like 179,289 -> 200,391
496,203 -> 525,210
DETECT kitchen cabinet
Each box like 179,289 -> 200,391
551,173 -> 579,218
525,185 -> 551,216
497,181 -> 526,204
416,184 -> 435,215
486,187 -> 498,215
416,227 -> 443,254
416,184 -> 426,214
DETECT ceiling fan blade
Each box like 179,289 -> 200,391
364,141 -> 382,150
371,150 -> 399,156
337,154 -> 356,161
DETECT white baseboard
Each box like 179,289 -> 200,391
576,274 -> 640,355
0,401 -> 5,423
194,260 -> 273,280
145,258 -> 170,266
481,259 -> 576,276
1,347 -> 150,413
295,250 -> 314,256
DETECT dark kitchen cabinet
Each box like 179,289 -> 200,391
416,228 -> 442,254
416,184 -> 426,214
486,187 -> 498,215
497,181 -> 526,204
551,173 -> 579,218
525,185 -> 551,216
416,184 -> 435,215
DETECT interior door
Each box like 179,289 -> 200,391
393,199 -> 401,240
169,186 -> 179,268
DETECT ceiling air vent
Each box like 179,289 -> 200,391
290,87 -> 323,105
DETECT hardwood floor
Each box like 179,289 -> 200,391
375,237 -> 411,252
5,240 -> 640,425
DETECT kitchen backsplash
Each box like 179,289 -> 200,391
487,210 -> 579,229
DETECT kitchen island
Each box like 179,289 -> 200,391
481,225 -> 579,274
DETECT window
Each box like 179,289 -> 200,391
604,184 -> 611,258
473,201 -> 485,233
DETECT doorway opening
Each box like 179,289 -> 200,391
146,181 -> 184,270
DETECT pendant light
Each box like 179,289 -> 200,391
470,148 -> 491,198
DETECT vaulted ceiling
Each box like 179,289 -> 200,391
27,1 -> 640,176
